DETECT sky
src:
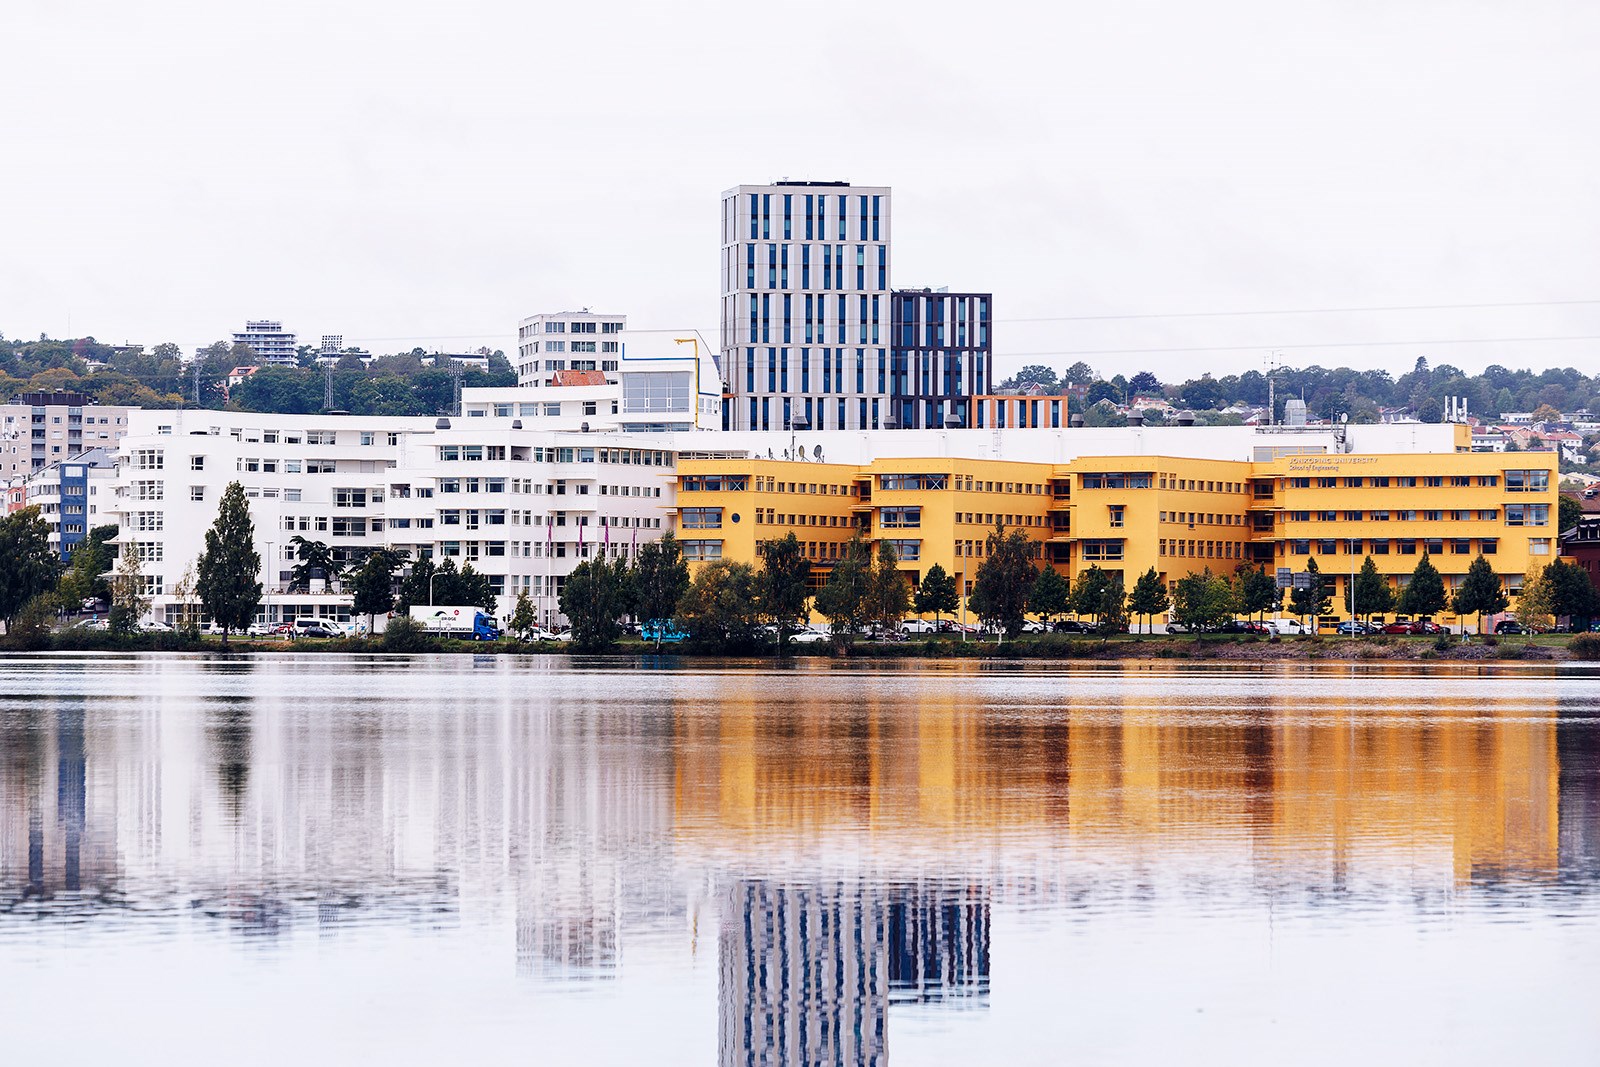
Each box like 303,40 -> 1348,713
3,0 -> 1597,383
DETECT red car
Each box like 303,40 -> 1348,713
1381,621 -> 1420,635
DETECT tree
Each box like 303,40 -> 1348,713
559,557 -> 632,650
814,535 -> 872,639
679,560 -> 763,648
1451,554 -> 1509,635
1347,556 -> 1395,624
509,590 -> 537,640
967,521 -> 1037,639
350,549 -> 405,634
1127,567 -> 1170,634
757,532 -> 812,649
57,523 -> 117,609
866,541 -> 911,632
170,557 -> 202,637
1236,565 -> 1278,622
1172,569 -> 1236,634
1129,371 -> 1162,396
108,546 -> 149,634
1070,565 -> 1112,624
1061,361 -> 1096,386
289,536 -> 342,592
1397,553 -> 1448,620
634,531 -> 691,647
914,564 -> 959,629
1028,568 -> 1072,628
0,507 -> 59,628
1289,557 -> 1332,628
196,482 -> 261,646
1008,364 -> 1058,391
1093,572 -> 1128,636
1560,494 -> 1583,533
1542,557 -> 1598,623
405,557 -> 495,610
396,556 -> 434,612
1517,563 -> 1555,636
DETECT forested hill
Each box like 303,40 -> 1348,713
0,336 -> 514,417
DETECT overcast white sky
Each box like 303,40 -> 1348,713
3,0 -> 1597,382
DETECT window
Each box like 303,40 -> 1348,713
133,449 -> 164,470
1529,538 -> 1551,555
1505,504 -> 1549,526
189,486 -> 205,501
1504,469 -> 1550,493
879,506 -> 921,528
334,488 -> 367,508
1081,539 -> 1124,561
680,475 -> 749,492
883,539 -> 921,561
1080,472 -> 1153,490
134,480 -> 164,501
189,456 -> 205,471
878,474 -> 948,491
680,507 -> 723,529
682,539 -> 723,561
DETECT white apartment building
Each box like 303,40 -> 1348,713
105,409 -> 679,630
515,310 -> 626,386
232,320 -> 299,366
720,181 -> 893,432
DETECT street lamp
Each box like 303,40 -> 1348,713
430,567 -> 441,606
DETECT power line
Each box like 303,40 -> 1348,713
994,334 -> 1600,359
1001,298 -> 1600,324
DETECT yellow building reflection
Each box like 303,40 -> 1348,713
672,666 -> 1564,884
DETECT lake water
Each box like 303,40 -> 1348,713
2,655 -> 1598,1065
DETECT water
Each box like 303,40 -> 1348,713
2,655 -> 1598,1065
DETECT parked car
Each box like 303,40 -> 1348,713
1219,620 -> 1269,635
1021,620 -> 1048,634
938,620 -> 978,634
72,617 -> 110,632
290,618 -> 344,639
1264,619 -> 1307,635
245,622 -> 275,636
1382,621 -> 1422,635
789,628 -> 832,644
1493,619 -> 1525,635
1052,619 -> 1088,634
271,621 -> 295,635
1335,620 -> 1371,636
901,618 -> 938,634
138,618 -> 174,633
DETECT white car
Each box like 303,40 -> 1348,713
138,619 -> 174,633
290,618 -> 343,639
788,628 -> 832,644
900,618 -> 938,634
1021,620 -> 1048,634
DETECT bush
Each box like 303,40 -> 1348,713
3,596 -> 56,651
1433,633 -> 1454,653
1483,634 -> 1499,647
380,616 -> 435,653
1569,633 -> 1600,661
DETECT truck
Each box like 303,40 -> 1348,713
408,606 -> 500,641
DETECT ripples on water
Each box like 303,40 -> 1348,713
2,654 -> 1598,1065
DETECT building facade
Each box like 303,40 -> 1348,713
515,311 -> 626,387
0,392 -> 130,477
231,320 -> 298,366
25,448 -> 117,559
720,182 -> 896,432
888,289 -> 993,429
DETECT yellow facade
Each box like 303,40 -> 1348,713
670,449 -> 1560,624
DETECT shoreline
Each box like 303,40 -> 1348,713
7,631 -> 1594,663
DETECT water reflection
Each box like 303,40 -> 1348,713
0,658 -> 1598,1064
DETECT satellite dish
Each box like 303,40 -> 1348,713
812,445 -> 823,461
782,448 -> 790,460
766,448 -> 774,460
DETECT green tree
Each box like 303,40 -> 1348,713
406,557 -> 494,610
559,557 -> 632,650
1347,556 -> 1395,624
57,523 -> 117,608
757,532 -> 812,649
1542,558 -> 1598,623
289,536 -> 342,592
1397,553 -> 1448,620
396,556 -> 434,612
196,482 -> 261,646
1127,566 -> 1170,633
914,563 -> 960,629
1290,557 -> 1332,628
1173,569 -> 1236,634
967,521 -> 1037,639
350,549 -> 405,634
508,590 -> 537,640
1070,565 -> 1112,624
814,535 -> 872,639
1560,494 -> 1583,533
1093,572 -> 1128,636
1027,567 -> 1072,628
108,546 -> 148,634
634,532 -> 691,647
1236,565 -> 1279,622
866,541 -> 911,632
1451,554 -> 1509,635
679,560 -> 763,648
0,507 -> 60,628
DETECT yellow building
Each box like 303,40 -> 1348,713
669,448 -> 1560,626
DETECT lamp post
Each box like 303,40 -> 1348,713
264,540 -> 274,631
429,567 -> 441,607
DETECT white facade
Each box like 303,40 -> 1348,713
232,320 -> 299,366
720,181 -> 892,431
515,310 -> 626,386
104,409 -> 678,629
